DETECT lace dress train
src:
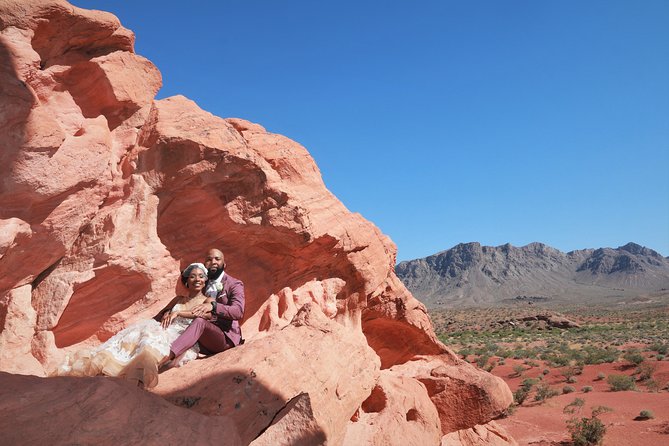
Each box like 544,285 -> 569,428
56,305 -> 198,388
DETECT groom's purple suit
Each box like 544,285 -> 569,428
170,273 -> 245,357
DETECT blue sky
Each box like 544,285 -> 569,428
72,1 -> 669,260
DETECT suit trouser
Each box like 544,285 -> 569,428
171,318 -> 233,358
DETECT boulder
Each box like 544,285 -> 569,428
0,372 -> 242,446
154,304 -> 380,445
390,355 -> 514,434
343,370 -> 442,446
0,1 -> 514,444
441,421 -> 518,446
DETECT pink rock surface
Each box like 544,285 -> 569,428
0,1 -> 514,444
343,370 -> 442,446
0,372 -> 242,446
390,355 -> 514,433
441,421 -> 518,446
154,304 -> 379,445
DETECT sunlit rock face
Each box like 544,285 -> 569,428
0,1 -> 513,444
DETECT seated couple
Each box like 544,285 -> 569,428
56,249 -> 244,388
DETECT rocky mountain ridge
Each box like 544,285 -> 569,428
396,242 -> 669,308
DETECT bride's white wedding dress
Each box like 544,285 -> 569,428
56,302 -> 199,388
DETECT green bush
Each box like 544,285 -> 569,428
563,385 -> 576,394
638,410 -> 654,420
607,374 -> 636,391
476,354 -> 491,368
649,342 -> 668,355
637,362 -> 656,381
645,379 -> 662,392
582,386 -> 593,393
512,364 -> 525,377
567,416 -> 607,446
513,386 -> 530,405
534,383 -> 559,402
623,349 -> 644,366
595,372 -> 606,381
657,354 -> 665,361
567,376 -> 578,384
565,404 -> 612,446
542,368 -> 550,375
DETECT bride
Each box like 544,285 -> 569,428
55,263 -> 213,388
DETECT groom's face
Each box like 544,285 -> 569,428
204,249 -> 224,275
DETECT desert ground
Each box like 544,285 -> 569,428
431,303 -> 669,445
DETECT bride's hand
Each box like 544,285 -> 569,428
161,311 -> 177,329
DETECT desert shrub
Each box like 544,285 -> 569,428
497,349 -> 512,359
512,364 -> 525,377
563,397 -> 585,414
525,359 -> 539,368
657,354 -> 665,361
623,349 -> 644,366
582,346 -> 618,364
458,347 -> 474,357
513,386 -> 530,405
637,362 -> 656,381
567,376 -> 578,384
649,342 -> 668,355
498,358 -> 506,365
563,385 -> 576,394
595,372 -> 606,381
645,379 -> 662,392
582,386 -> 593,393
520,378 -> 539,389
638,410 -> 654,420
534,383 -> 559,402
500,404 -> 516,417
542,368 -> 550,375
564,401 -> 611,446
567,416 -> 607,446
607,374 -> 636,391
476,354 -> 491,368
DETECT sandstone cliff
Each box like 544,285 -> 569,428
0,1 -> 513,444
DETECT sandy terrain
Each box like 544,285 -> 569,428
492,358 -> 669,445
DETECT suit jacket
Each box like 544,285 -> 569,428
210,273 -> 245,346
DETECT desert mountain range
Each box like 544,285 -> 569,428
396,242 -> 669,308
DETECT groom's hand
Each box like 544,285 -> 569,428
191,303 -> 212,318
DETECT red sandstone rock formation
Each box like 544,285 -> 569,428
0,1 -> 514,444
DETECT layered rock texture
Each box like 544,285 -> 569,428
396,242 -> 669,308
0,1 -> 513,444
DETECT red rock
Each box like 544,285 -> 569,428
154,304 -> 380,445
0,372 -> 242,445
390,355 -> 514,433
249,392 -> 326,446
343,370 -> 442,446
0,1 -> 514,444
441,421 -> 518,446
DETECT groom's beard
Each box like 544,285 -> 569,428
208,268 -> 224,282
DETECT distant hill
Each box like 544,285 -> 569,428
395,242 -> 669,308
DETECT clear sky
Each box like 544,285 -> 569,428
71,0 -> 669,261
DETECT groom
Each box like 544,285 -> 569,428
168,248 -> 245,360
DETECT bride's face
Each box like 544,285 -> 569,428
187,268 -> 206,291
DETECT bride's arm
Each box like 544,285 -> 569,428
167,298 -> 215,322
154,296 -> 182,322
